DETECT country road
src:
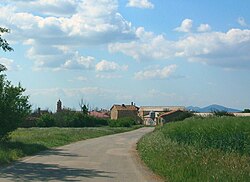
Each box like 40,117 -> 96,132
0,127 -> 162,182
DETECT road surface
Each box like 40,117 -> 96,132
0,127 -> 162,182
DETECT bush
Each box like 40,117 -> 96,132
213,110 -> 235,117
108,117 -> 135,127
0,66 -> 30,141
20,110 -> 109,128
38,114 -> 55,127
242,109 -> 250,113
41,111 -> 109,128
169,111 -> 194,122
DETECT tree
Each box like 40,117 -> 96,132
0,27 -> 13,52
0,27 -> 14,71
79,99 -> 89,115
0,27 -> 30,141
242,109 -> 250,113
0,68 -> 31,140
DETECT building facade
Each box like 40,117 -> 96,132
110,103 -> 139,120
139,106 -> 186,125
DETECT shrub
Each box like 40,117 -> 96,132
0,66 -> 31,141
242,109 -> 250,113
48,111 -> 108,127
213,110 -> 235,117
38,114 -> 55,127
108,117 -> 135,127
169,111 -> 194,122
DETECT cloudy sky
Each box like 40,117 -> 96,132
0,0 -> 250,111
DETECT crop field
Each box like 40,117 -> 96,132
138,116 -> 250,182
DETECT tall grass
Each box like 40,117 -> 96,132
163,116 -> 250,155
138,116 -> 250,181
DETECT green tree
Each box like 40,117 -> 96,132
0,27 -> 13,52
0,27 -> 31,141
0,27 -> 13,71
0,68 -> 31,140
242,109 -> 250,113
79,99 -> 89,115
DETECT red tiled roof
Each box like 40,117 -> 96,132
89,111 -> 110,118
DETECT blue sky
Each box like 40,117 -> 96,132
0,0 -> 250,111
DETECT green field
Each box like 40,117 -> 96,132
138,116 -> 250,182
0,126 -> 141,165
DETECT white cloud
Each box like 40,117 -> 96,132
60,54 -> 95,70
76,76 -> 88,81
238,17 -> 247,27
126,0 -> 154,9
95,60 -> 128,72
109,27 -> 175,61
96,74 -> 122,79
197,24 -> 211,32
135,65 -> 177,80
0,0 -> 135,70
175,29 -> 250,68
5,0 -> 78,17
174,19 -> 193,32
0,57 -> 21,71
110,27 -> 250,69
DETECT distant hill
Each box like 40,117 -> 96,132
187,104 -> 241,113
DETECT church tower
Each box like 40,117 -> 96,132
57,99 -> 62,112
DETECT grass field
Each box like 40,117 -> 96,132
0,126 -> 141,165
137,116 -> 250,182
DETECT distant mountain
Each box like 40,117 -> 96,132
186,106 -> 201,112
187,104 -> 241,113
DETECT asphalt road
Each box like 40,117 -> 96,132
0,127 -> 162,182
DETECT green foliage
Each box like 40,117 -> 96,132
21,111 -> 109,128
213,110 -> 235,117
0,27 -> 14,52
38,114 -> 55,127
108,117 -> 135,127
79,99 -> 89,115
163,116 -> 250,154
163,111 -> 194,123
138,117 -> 250,181
0,27 -> 30,141
242,109 -> 250,113
0,69 -> 31,141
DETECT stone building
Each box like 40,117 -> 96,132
110,103 -> 139,120
139,106 -> 186,125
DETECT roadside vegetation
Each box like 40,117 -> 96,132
0,126 -> 141,165
0,27 -> 31,141
138,116 -> 250,182
22,112 -> 137,128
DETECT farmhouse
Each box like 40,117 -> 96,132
139,106 -> 186,125
159,110 -> 185,124
110,103 -> 139,120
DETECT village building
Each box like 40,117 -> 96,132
139,106 -> 186,125
158,110 -> 185,124
110,102 -> 139,121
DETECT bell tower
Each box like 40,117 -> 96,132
57,99 -> 62,112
